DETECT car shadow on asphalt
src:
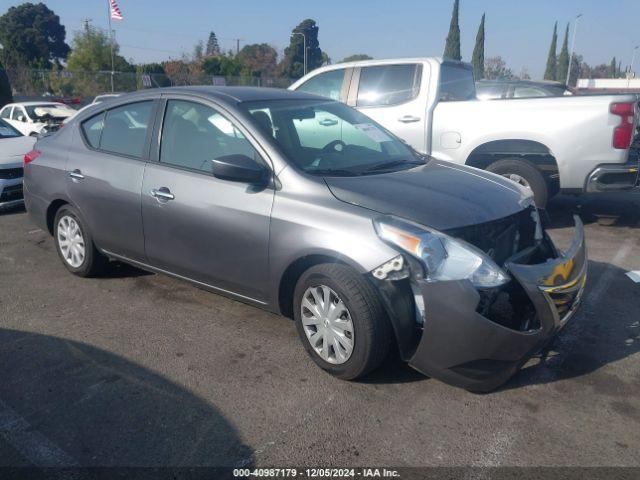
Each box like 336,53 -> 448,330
546,191 -> 640,228
0,328 -> 254,470
500,260 -> 640,393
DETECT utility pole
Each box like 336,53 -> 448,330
232,38 -> 244,55
291,32 -> 307,76
566,13 -> 582,86
81,18 -> 92,31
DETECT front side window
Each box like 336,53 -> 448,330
356,64 -> 422,107
11,107 -> 24,121
100,101 -> 153,157
160,100 -> 260,173
241,99 -> 423,176
439,65 -> 476,101
296,69 -> 346,101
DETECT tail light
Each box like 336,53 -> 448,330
610,102 -> 636,149
23,149 -> 42,166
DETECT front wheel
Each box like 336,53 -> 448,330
486,158 -> 549,208
293,264 -> 391,380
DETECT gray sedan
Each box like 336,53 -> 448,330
23,87 -> 586,391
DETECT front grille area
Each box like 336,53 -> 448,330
0,183 -> 23,202
445,207 -> 538,267
0,167 -> 23,179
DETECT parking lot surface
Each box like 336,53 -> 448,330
0,191 -> 639,468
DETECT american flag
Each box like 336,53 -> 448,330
109,0 -> 123,20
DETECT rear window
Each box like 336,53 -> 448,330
439,65 -> 476,101
0,118 -> 21,138
81,101 -> 153,157
356,64 -> 422,107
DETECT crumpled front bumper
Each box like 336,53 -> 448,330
407,216 -> 587,392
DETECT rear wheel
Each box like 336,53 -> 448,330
54,205 -> 108,277
486,158 -> 549,208
293,264 -> 391,380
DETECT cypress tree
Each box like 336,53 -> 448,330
471,13 -> 485,79
443,0 -> 461,61
557,23 -> 569,84
610,57 -> 617,78
544,22 -> 558,80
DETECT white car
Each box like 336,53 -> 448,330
0,119 -> 35,209
0,102 -> 76,136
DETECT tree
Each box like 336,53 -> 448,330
341,54 -> 373,63
0,2 -> 69,68
609,57 -> 616,78
557,23 -> 569,84
66,25 -> 132,72
443,0 -> 461,60
0,63 -> 12,107
193,40 -> 204,60
484,56 -> 515,80
543,22 -> 558,81
205,31 -> 220,57
202,54 -> 246,77
236,43 -> 278,77
471,13 -> 485,79
280,19 -> 324,79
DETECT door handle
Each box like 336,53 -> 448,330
68,169 -> 84,180
151,188 -> 175,201
398,115 -> 421,123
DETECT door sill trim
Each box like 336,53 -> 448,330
101,249 -> 267,306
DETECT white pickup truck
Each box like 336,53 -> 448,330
289,57 -> 639,207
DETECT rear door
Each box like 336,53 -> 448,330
348,63 -> 428,152
66,98 -> 158,261
141,96 -> 274,303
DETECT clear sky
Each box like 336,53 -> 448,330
1,0 -> 639,78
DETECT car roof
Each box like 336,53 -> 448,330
119,86 -> 328,104
4,101 -> 66,107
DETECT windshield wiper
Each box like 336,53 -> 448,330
362,159 -> 425,172
307,168 -> 362,176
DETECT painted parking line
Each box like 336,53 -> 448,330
0,398 -> 79,467
626,271 -> 640,283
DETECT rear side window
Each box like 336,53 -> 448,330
356,64 -> 422,107
81,112 -> 105,148
0,107 -> 11,119
439,65 -> 476,101
81,101 -> 153,157
297,69 -> 346,101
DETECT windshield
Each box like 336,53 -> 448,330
25,103 -> 74,119
0,118 -> 21,138
240,99 -> 423,176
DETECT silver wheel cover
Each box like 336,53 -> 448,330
301,285 -> 354,365
57,215 -> 86,268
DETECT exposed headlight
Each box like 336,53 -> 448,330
374,217 -> 510,288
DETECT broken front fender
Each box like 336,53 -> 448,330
407,216 -> 587,392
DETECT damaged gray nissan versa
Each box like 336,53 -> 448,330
23,87 -> 587,391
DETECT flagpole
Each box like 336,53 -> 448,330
107,0 -> 115,92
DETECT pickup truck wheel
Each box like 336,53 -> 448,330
486,158 -> 549,208
293,264 -> 391,380
54,205 -> 108,277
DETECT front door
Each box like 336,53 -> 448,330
66,99 -> 157,261
350,63 -> 428,153
141,98 -> 274,303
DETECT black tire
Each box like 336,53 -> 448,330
53,204 -> 108,277
293,263 -> 391,380
486,158 -> 549,208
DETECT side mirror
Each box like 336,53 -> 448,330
211,154 -> 268,184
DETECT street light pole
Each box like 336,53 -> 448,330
566,13 -> 583,87
627,45 -> 639,87
291,32 -> 307,76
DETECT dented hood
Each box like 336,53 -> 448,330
323,160 -> 531,231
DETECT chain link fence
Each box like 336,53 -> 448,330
5,67 -> 294,104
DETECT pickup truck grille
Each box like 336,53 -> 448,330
0,167 -> 23,179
